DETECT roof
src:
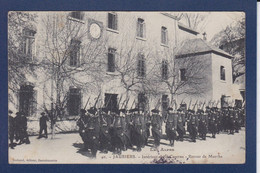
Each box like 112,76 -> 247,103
178,22 -> 199,35
161,13 -> 178,20
176,38 -> 234,59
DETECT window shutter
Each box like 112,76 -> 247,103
115,13 -> 118,30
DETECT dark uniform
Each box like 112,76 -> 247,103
233,108 -> 240,133
176,109 -> 185,141
77,109 -> 89,150
131,108 -> 144,152
198,109 -> 208,140
222,107 -> 229,132
144,112 -> 151,146
38,112 -> 49,139
112,110 -> 125,154
15,112 -> 30,144
85,107 -> 100,157
228,107 -> 235,135
99,108 -> 112,153
165,108 -> 177,146
208,108 -> 218,138
151,109 -> 162,148
8,110 -> 16,148
123,110 -> 133,148
188,110 -> 198,142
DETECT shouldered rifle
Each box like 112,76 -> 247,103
84,96 -> 91,110
130,99 -> 136,110
192,100 -> 198,111
117,95 -> 123,108
188,99 -> 192,110
124,97 -> 130,110
201,101 -> 206,110
93,92 -> 101,108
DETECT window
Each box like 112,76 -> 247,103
137,53 -> 146,77
69,39 -> 81,67
68,88 -> 82,115
138,93 -> 147,112
180,68 -> 186,81
104,93 -> 118,112
19,84 -> 37,116
220,66 -> 225,81
107,48 -> 116,72
70,11 -> 84,20
162,60 -> 168,80
108,12 -> 118,30
21,29 -> 36,56
161,26 -> 168,44
137,18 -> 145,38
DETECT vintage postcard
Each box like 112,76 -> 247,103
8,11 -> 245,164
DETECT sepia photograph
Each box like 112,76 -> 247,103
8,11 -> 245,164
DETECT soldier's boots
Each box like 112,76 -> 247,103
212,134 -> 216,138
137,147 -> 142,152
170,140 -> 174,147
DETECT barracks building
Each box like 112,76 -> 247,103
8,11 -> 244,119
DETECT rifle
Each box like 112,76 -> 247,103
83,96 -> 91,110
215,100 -> 220,108
124,97 -> 130,110
192,100 -> 198,111
201,101 -> 206,110
188,99 -> 192,110
93,92 -> 101,108
207,99 -> 212,107
130,99 -> 136,110
155,98 -> 161,110
211,100 -> 216,107
117,95 -> 123,108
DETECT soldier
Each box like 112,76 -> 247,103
208,107 -> 218,138
112,110 -> 125,154
131,108 -> 143,152
198,109 -> 208,140
228,106 -> 235,135
151,108 -> 162,148
144,111 -> 151,146
215,107 -> 222,133
188,110 -> 199,142
38,112 -> 49,139
99,108 -> 112,153
233,107 -> 240,133
77,109 -> 88,150
176,109 -> 185,142
165,107 -> 177,146
123,109 -> 133,149
18,112 -> 30,144
8,110 -> 16,149
85,107 -> 100,158
139,109 -> 147,148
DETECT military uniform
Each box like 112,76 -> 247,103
228,107 -> 235,135
151,109 -> 162,148
99,108 -> 112,153
111,110 -> 125,154
188,110 -> 198,142
176,109 -> 185,141
165,108 -> 177,146
131,108 -> 143,152
85,107 -> 100,157
198,110 -> 208,140
8,110 -> 15,148
15,112 -> 30,144
208,108 -> 218,138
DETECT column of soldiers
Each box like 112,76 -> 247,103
76,103 -> 245,158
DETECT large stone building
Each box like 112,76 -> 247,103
8,11 -> 243,119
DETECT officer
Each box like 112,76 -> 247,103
131,108 -> 143,152
38,112 -> 49,139
8,110 -> 16,149
198,109 -> 208,140
176,109 -> 185,142
112,110 -> 125,154
86,107 -> 100,158
165,107 -> 177,146
151,108 -> 162,148
99,107 -> 112,153
188,110 -> 198,142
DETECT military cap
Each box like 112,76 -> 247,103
80,109 -> 86,113
8,110 -> 13,114
119,109 -> 126,113
206,106 -> 210,109
41,112 -> 46,115
100,107 -> 108,113
177,108 -> 182,112
151,109 -> 159,113
87,107 -> 97,114
132,108 -> 139,112
167,107 -> 173,111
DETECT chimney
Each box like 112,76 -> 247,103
202,32 -> 207,41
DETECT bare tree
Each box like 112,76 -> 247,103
8,12 -> 38,107
210,16 -> 245,82
38,12 -> 108,122
179,12 -> 210,32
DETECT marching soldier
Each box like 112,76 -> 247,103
38,112 -> 49,139
208,107 -> 218,138
77,109 -> 89,150
165,107 -> 177,146
176,109 -> 185,142
222,107 -> 229,132
111,110 -> 125,154
144,111 -> 151,146
139,109 -> 147,148
188,110 -> 199,142
15,112 -> 30,144
151,108 -> 162,148
233,107 -> 240,133
228,106 -> 235,135
85,107 -> 100,158
131,108 -> 143,152
123,109 -> 133,149
198,109 -> 208,140
99,108 -> 112,153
